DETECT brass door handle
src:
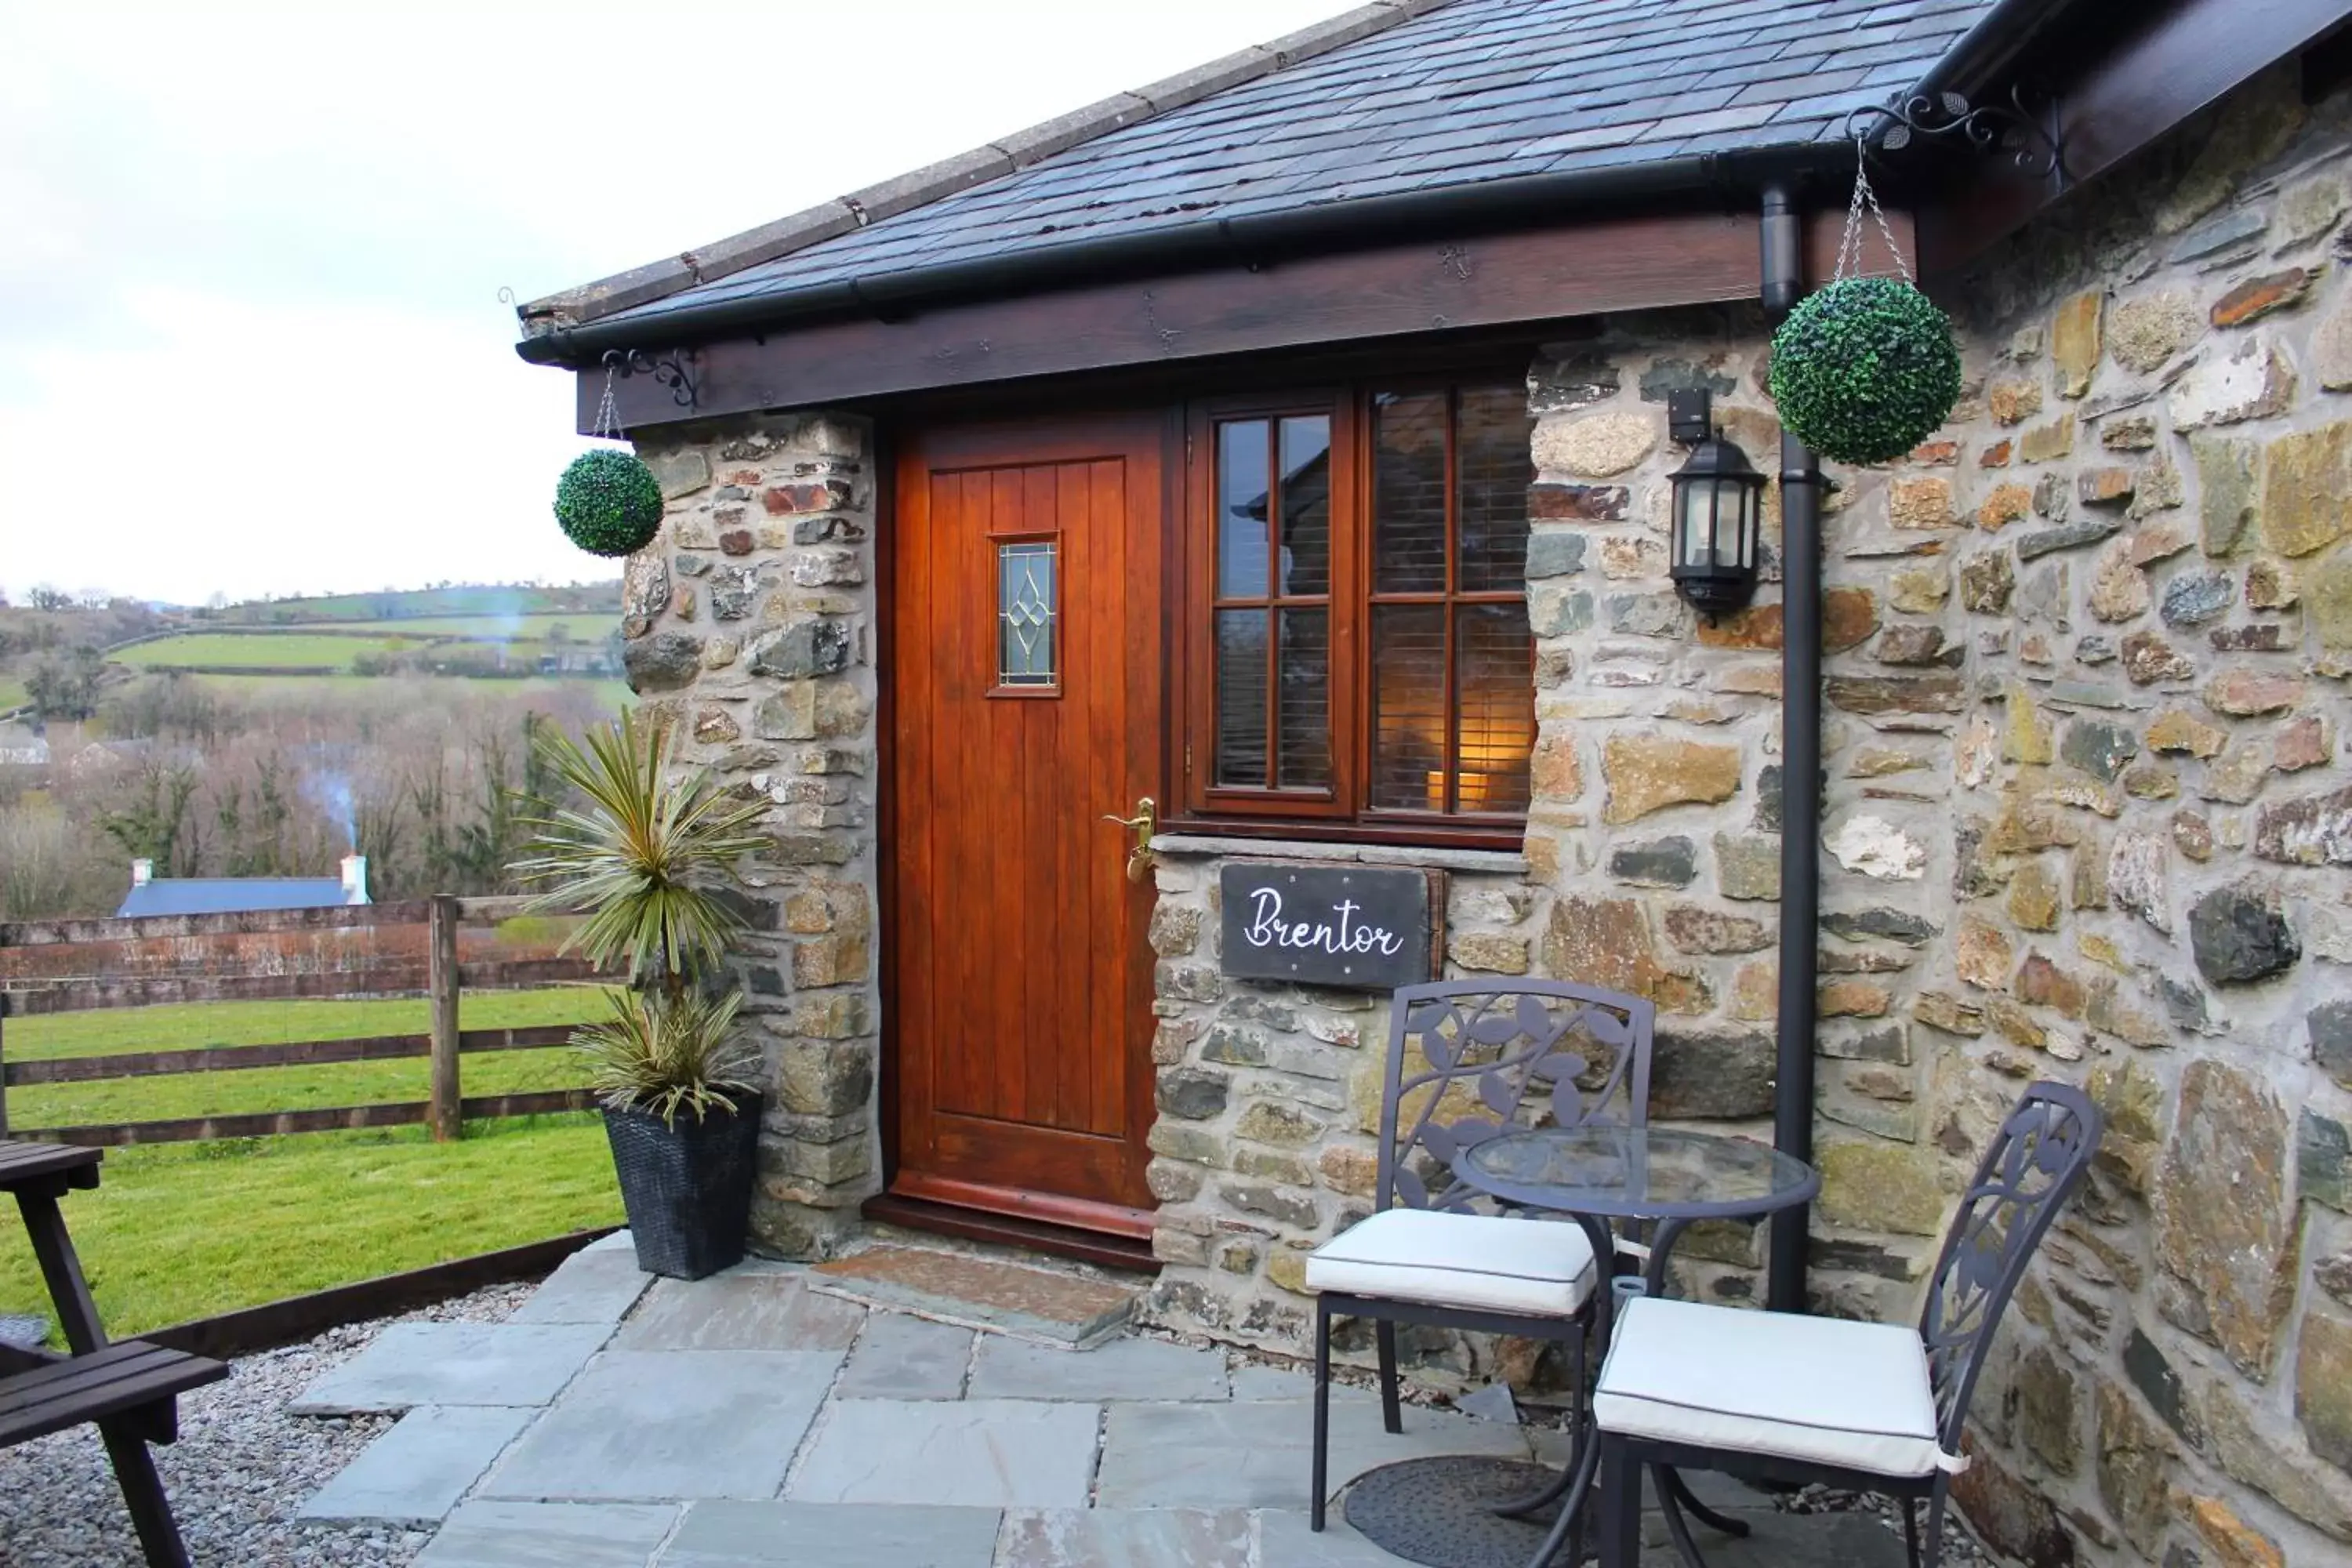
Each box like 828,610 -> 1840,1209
1102,797 -> 1156,883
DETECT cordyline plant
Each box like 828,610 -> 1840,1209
511,711 -> 771,1123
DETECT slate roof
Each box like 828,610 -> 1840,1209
578,0 -> 1996,338
116,878 -> 363,919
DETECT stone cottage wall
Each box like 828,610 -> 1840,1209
600,65 -> 2352,1566
618,413 -> 884,1261
1141,63 -> 2352,1568
1880,68 -> 2352,1568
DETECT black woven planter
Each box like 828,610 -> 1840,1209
601,1097 -> 762,1280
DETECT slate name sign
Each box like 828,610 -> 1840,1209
1218,862 -> 1432,990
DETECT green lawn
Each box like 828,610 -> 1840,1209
0,677 -> 24,712
0,1120 -> 622,1335
0,992 -> 625,1336
117,632 -> 426,670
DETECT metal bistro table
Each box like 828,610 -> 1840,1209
1341,1125 -> 1820,1568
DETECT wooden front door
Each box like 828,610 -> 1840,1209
888,413 -> 1164,1236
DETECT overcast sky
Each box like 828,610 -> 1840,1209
0,0 -> 1343,606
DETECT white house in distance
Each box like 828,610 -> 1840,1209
115,855 -> 371,918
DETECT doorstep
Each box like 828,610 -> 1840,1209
804,1243 -> 1141,1348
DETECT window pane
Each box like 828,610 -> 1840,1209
996,541 -> 1055,687
1457,387 -> 1534,592
1215,608 -> 1269,786
1218,420 -> 1272,600
1369,604 -> 1446,810
1373,392 -> 1448,593
1276,608 -> 1332,789
1455,602 -> 1535,814
1277,416 -> 1332,596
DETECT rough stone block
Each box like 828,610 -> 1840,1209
1817,1142 -> 1943,1236
2155,1060 -> 2298,1379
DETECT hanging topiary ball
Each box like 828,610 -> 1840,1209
554,449 -> 665,557
1769,276 -> 1963,466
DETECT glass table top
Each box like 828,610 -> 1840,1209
1456,1124 -> 1820,1221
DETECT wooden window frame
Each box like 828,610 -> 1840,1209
1170,377 -> 1533,851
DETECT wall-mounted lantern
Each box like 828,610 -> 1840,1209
1666,390 -> 1766,619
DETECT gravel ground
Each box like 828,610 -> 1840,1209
0,1280 -> 537,1568
1780,1482 -> 1988,1564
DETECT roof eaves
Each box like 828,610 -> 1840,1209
515,0 -> 1458,338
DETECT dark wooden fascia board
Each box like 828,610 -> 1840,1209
579,207 -> 1907,434
1917,0 -> 2352,275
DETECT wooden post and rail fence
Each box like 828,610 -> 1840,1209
0,896 -> 614,1148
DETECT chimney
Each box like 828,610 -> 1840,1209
341,854 -> 369,905
132,858 -> 154,886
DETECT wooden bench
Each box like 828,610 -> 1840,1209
0,1139 -> 229,1566
0,1340 -> 227,1447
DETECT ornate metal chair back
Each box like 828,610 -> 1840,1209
1372,980 -> 1656,1214
1918,1080 -> 2103,1450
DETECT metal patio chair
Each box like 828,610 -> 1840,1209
1589,1080 -> 2103,1568
1305,979 -> 1656,1531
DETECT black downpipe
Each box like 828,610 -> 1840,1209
1762,183 -> 1822,1318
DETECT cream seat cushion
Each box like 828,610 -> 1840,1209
1303,1207 -> 1598,1317
1594,1295 -> 1951,1478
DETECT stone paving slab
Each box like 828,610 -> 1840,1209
1225,1364 -> 1381,1405
507,1247 -> 654,1327
299,1404 -> 537,1524
786,1398 -> 1101,1509
836,1308 -> 974,1399
615,1271 -> 865,1352
1256,1508 -> 1431,1566
413,1500 -> 679,1567
996,1508 -> 1252,1567
807,1247 -> 1134,1348
289,1322 -> 613,1414
481,1349 -> 840,1501
1634,1507 -> 1909,1567
660,1501 -> 1002,1566
1094,1399 -> 1529,1512
967,1333 -> 1229,1403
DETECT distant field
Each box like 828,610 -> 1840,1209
117,631 -> 427,670
0,676 -> 24,710
0,989 -> 622,1334
306,613 -> 600,638
186,673 -> 633,709
216,585 -> 621,624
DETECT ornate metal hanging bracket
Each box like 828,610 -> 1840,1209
602,347 -> 702,411
1846,85 -> 2067,187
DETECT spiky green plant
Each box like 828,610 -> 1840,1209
572,985 -> 759,1126
512,710 -> 770,997
511,713 -> 771,1121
